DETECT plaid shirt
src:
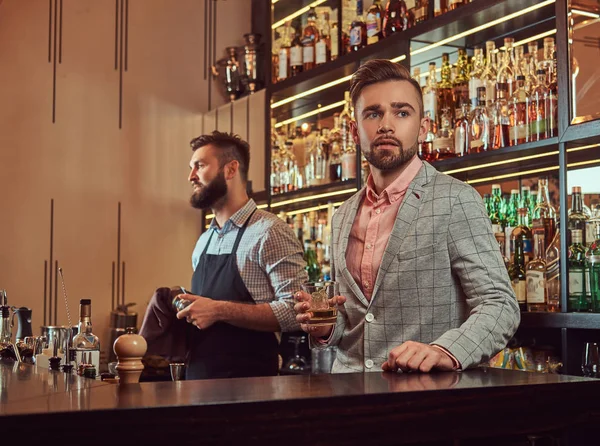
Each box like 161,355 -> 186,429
192,199 -> 306,332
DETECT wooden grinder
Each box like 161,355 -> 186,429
113,327 -> 147,384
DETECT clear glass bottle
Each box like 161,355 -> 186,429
290,29 -> 304,77
533,177 -> 557,251
568,229 -> 588,312
526,42 -> 539,90
543,38 -> 558,139
529,69 -> 548,142
454,103 -> 470,157
366,0 -> 384,45
469,47 -> 484,109
329,114 -> 343,182
423,62 -> 438,135
434,0 -> 447,17
568,186 -> 589,246
349,0 -> 367,52
482,41 -> 498,108
497,37 -> 516,97
432,107 -> 455,160
508,75 -> 529,146
492,82 -> 510,150
527,230 -> 547,312
71,299 -> 101,375
315,12 -> 330,66
469,87 -> 490,154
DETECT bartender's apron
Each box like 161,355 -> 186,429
186,210 -> 279,380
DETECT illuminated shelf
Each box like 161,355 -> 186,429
520,312 -> 600,330
269,0 -> 555,106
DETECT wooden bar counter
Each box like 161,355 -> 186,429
1,360 -> 599,445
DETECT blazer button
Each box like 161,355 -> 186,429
365,359 -> 374,369
365,313 -> 375,323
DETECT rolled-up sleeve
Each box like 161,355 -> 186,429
258,222 -> 308,332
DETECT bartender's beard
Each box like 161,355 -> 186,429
189,169 -> 228,210
361,136 -> 418,171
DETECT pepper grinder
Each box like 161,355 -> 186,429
113,327 -> 147,384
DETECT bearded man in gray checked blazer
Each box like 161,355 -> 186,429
294,60 -> 520,373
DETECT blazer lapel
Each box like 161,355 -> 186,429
369,163 -> 436,304
337,188 -> 370,307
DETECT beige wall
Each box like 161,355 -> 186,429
0,0 -> 257,362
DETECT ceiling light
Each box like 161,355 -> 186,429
271,187 -> 357,207
571,8 -> 600,19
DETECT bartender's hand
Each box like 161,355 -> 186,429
382,341 -> 456,373
293,291 -> 346,338
176,294 -> 222,330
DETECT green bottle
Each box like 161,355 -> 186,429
304,240 -> 322,282
520,185 -> 532,220
507,189 -> 520,228
568,229 -> 588,312
587,224 -> 600,312
508,235 -> 527,312
483,194 -> 491,217
490,184 -> 503,234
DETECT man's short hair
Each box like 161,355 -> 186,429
190,131 -> 250,182
349,59 -> 424,118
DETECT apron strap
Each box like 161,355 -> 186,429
200,229 -> 215,257
231,208 -> 257,254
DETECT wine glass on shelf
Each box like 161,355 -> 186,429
283,335 -> 308,373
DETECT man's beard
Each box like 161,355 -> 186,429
189,169 -> 228,210
362,135 -> 418,171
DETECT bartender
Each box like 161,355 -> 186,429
140,131 -> 306,380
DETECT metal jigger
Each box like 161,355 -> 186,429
212,46 -> 244,102
242,33 -> 262,94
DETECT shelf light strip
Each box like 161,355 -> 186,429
272,0 -> 327,29
444,143 -> 599,176
271,55 -> 406,110
571,8 -> 600,19
284,201 -> 345,217
271,187 -> 358,208
410,0 -> 555,57
466,158 -> 600,185
274,100 -> 345,128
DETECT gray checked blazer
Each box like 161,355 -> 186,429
328,161 -> 520,372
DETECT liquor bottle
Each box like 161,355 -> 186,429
423,62 -> 438,135
587,224 -> 600,312
511,207 -> 533,266
366,0 -> 383,45
533,177 -> 557,251
413,0 -> 428,25
453,48 -> 470,108
339,91 -> 356,169
448,0 -> 466,11
281,141 -> 298,192
399,1 -> 412,30
290,30 -> 303,76
434,0 -> 447,17
330,21 -> 339,61
270,145 -> 282,195
302,8 -> 319,71
329,114 -> 343,181
568,229 -> 588,312
315,12 -> 331,66
492,82 -> 510,150
495,232 -> 510,270
276,23 -> 294,82
383,0 -> 403,37
304,240 -> 322,282
349,1 -> 367,52
525,42 -> 539,90
469,47 -> 484,109
543,38 -> 558,138
454,103 -> 470,157
481,41 -> 498,108
568,186 -> 589,246
432,107 -> 455,159
529,69 -> 548,142
71,299 -> 101,374
469,87 -> 490,154
526,230 -> 547,312
545,229 -> 561,312
520,186 -> 532,219
489,184 -> 503,235
437,53 -> 455,130
514,45 -> 525,78
497,38 -> 516,97
508,75 -> 529,146
509,234 -> 527,312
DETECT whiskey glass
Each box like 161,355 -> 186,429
301,281 -> 339,327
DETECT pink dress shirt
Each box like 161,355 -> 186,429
346,156 -> 423,301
